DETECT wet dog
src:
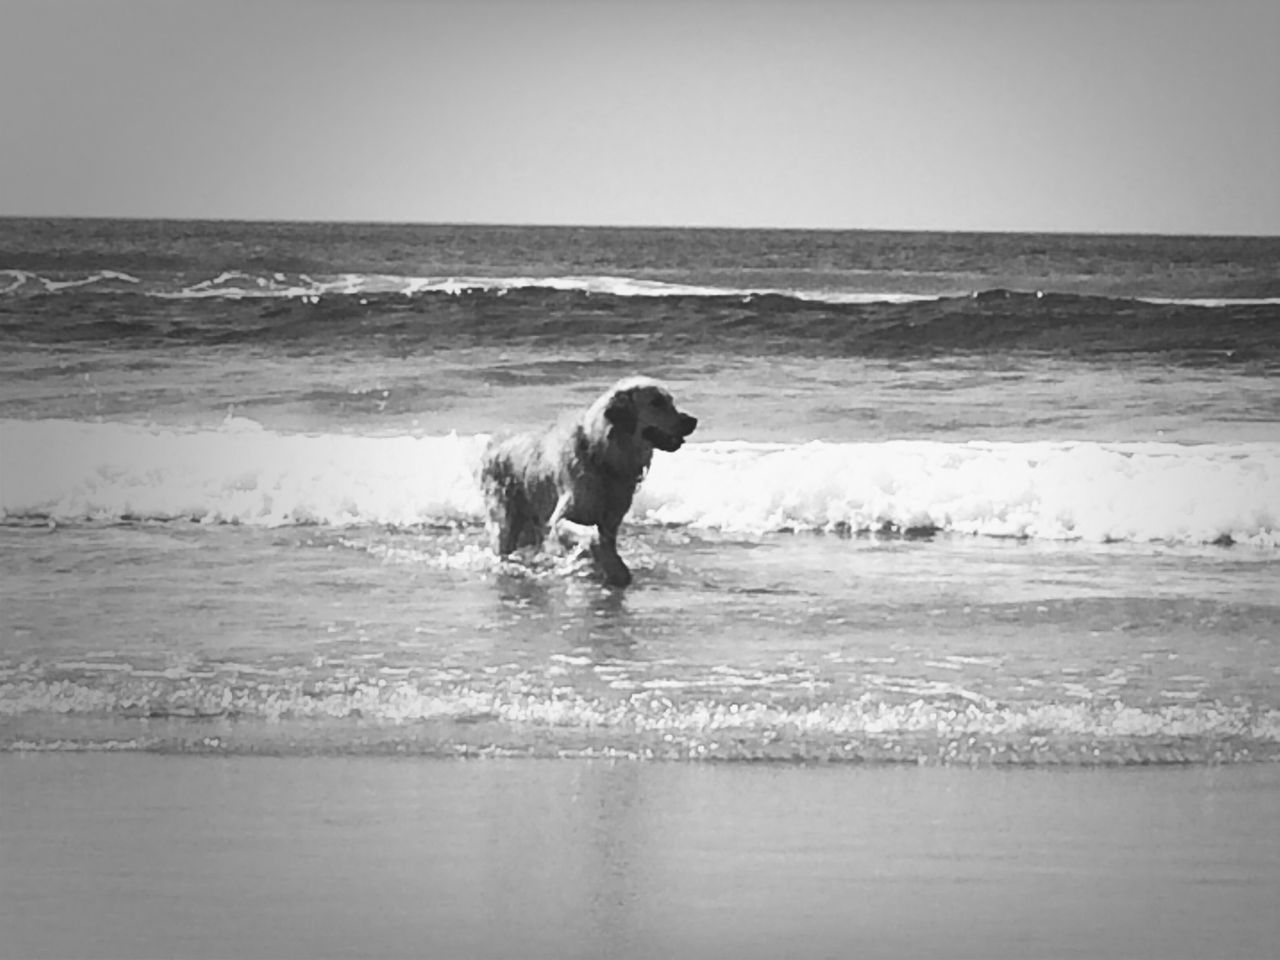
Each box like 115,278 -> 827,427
479,376 -> 697,586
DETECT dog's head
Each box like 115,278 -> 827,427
600,377 -> 698,452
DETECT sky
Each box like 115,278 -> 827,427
1,0 -> 1277,234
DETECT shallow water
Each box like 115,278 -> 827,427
5,519 -> 1276,764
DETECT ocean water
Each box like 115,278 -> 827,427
2,219 -> 1278,765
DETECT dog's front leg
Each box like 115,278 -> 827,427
593,527 -> 632,587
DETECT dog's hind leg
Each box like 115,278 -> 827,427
488,487 -> 529,556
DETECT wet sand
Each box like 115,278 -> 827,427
3,755 -> 1278,959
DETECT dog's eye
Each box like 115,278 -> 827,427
650,396 -> 667,408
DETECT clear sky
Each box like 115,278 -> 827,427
2,0 -> 1277,233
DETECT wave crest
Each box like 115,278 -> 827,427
5,267 -> 1278,307
2,419 -> 1276,547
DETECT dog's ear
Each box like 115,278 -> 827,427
604,389 -> 638,435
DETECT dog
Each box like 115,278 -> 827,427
479,376 -> 697,586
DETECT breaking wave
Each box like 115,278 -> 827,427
1,268 -> 947,303
6,269 -> 1277,364
6,266 -> 1280,307
3,418 -> 1276,547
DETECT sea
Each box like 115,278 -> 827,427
2,218 -> 1278,766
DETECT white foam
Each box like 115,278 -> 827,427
0,418 -> 487,527
365,274 -> 940,304
636,439 -> 1280,546
2,667 -> 1277,763
1136,296 -> 1280,307
1,268 -> 943,304
2,421 -> 1276,546
5,267 -> 1275,307
0,269 -> 32,294
0,269 -> 142,293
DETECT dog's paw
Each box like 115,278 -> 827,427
589,542 -> 633,588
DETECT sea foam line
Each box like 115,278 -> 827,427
3,671 -> 1277,767
5,267 -> 1275,307
3,419 -> 1278,546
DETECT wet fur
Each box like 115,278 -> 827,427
479,376 -> 697,586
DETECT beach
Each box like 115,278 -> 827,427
4,754 -> 1278,960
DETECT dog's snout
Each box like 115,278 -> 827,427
678,414 -> 698,436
